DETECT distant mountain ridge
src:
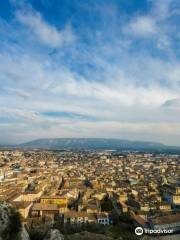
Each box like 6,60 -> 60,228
16,138 -> 179,151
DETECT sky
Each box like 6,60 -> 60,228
0,0 -> 180,145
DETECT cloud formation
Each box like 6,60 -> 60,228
0,0 -> 180,145
16,7 -> 75,47
127,16 -> 157,37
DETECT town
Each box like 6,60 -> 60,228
0,149 -> 179,239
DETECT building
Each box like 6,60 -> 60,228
64,211 -> 96,224
31,203 -> 59,220
162,185 -> 180,207
12,201 -> 33,219
97,213 -> 111,225
40,196 -> 68,207
13,190 -> 43,202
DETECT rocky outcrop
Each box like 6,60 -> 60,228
0,203 -> 10,240
66,231 -> 114,240
44,229 -> 64,240
19,227 -> 31,240
0,202 -> 30,240
142,235 -> 180,240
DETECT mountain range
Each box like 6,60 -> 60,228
12,138 -> 180,152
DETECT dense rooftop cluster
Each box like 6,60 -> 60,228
0,150 -> 180,239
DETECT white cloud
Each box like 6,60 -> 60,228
51,77 -> 177,107
127,16 -> 157,37
0,107 -> 71,129
3,87 -> 30,99
125,0 -> 179,51
16,9 -> 75,47
0,48 -> 179,115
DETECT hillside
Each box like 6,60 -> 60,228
18,138 -> 168,151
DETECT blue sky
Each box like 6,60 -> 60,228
0,0 -> 180,145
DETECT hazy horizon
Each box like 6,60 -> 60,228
0,0 -> 180,145
1,136 -> 180,147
